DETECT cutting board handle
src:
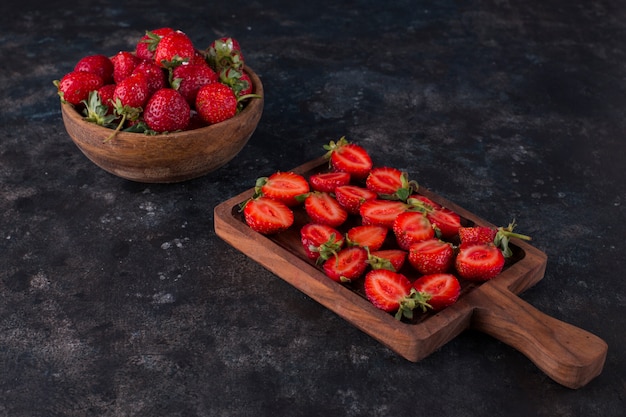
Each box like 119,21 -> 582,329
467,283 -> 608,389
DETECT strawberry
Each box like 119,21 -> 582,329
254,171 -> 310,207
153,30 -> 196,68
346,225 -> 388,251
195,82 -> 238,124
135,28 -> 175,60
323,137 -> 373,180
206,37 -> 245,72
309,171 -> 350,193
412,273 -> 461,311
74,54 -> 114,84
131,60 -> 167,96
408,194 -> 442,211
97,84 -> 116,112
427,207 -> 461,239
219,67 -> 253,99
143,88 -> 191,133
334,185 -> 377,214
368,249 -> 407,272
363,269 -> 419,320
172,63 -> 218,105
408,238 -> 454,275
241,196 -> 294,235
459,221 -> 531,258
359,199 -> 408,228
455,242 -> 505,281
323,246 -> 368,283
392,211 -> 435,250
113,72 -> 149,109
111,51 -> 141,83
54,71 -> 104,106
303,192 -> 348,228
366,166 -> 418,201
300,223 -> 344,263
82,90 -> 117,128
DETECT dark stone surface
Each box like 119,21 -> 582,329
1,0 -> 624,416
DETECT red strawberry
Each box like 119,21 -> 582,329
323,137 -> 373,180
111,51 -> 141,83
96,84 -> 116,113
132,60 -> 167,96
408,238 -> 454,275
455,242 -> 505,281
254,171 -> 310,207
392,211 -> 435,250
459,221 -> 531,258
172,63 -> 218,105
300,223 -> 344,263
408,195 -> 442,210
346,225 -> 388,251
206,37 -> 245,72
143,88 -> 191,133
368,249 -> 407,272
54,71 -> 104,106
135,27 -> 175,60
219,67 -> 254,99
195,82 -> 238,124
113,72 -> 149,108
309,171 -> 350,193
242,196 -> 294,235
359,199 -> 408,228
74,54 -> 114,84
426,207 -> 461,239
334,185 -> 377,214
364,269 -> 418,320
303,192 -> 348,228
323,246 -> 368,283
153,30 -> 196,68
366,166 -> 417,201
412,273 -> 461,311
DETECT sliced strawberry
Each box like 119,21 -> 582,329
242,196 -> 294,235
427,207 -> 461,239
363,269 -> 417,320
309,171 -> 351,193
407,194 -> 442,211
255,171 -> 310,207
392,211 -> 435,250
455,242 -> 505,281
408,238 -> 454,275
458,226 -> 497,245
366,166 -> 417,201
323,137 -> 373,180
368,249 -> 407,272
359,200 -> 408,228
334,185 -> 378,214
304,192 -> 348,227
346,225 -> 388,251
300,223 -> 345,263
323,246 -> 368,283
412,273 -> 461,311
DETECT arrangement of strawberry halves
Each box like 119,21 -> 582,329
241,137 -> 532,321
54,28 -> 260,137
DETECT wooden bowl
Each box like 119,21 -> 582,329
60,66 -> 264,183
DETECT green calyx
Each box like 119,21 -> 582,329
82,90 -> 117,128
495,220 -> 532,258
394,288 -> 433,320
378,172 -> 419,202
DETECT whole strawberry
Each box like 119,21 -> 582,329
111,51 -> 141,83
74,54 -> 114,84
113,72 -> 149,109
171,63 -> 218,105
195,82 -> 237,124
54,71 -> 104,106
206,37 -> 245,72
132,60 -> 167,96
153,30 -> 195,68
143,88 -> 191,133
135,27 -> 175,60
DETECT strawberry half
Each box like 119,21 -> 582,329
334,185 -> 378,215
241,196 -> 294,235
309,171 -> 351,193
323,246 -> 368,283
412,273 -> 461,311
255,171 -> 310,207
366,166 -> 418,201
300,223 -> 345,263
408,238 -> 454,275
455,242 -> 505,281
346,225 -> 388,251
363,269 -> 418,320
459,221 -> 532,258
368,249 -> 407,272
303,192 -> 348,228
359,199 -> 408,228
323,137 -> 373,180
426,207 -> 461,239
392,211 -> 435,250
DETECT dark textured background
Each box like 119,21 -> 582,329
1,1 -> 624,416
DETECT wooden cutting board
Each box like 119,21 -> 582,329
214,157 -> 607,389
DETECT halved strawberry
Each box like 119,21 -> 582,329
346,225 -> 388,251
241,196 -> 294,235
368,249 -> 407,272
412,273 -> 461,311
300,223 -> 345,263
323,137 -> 373,180
459,221 -> 531,258
359,200 -> 408,228
408,238 -> 454,275
392,211 -> 435,250
334,185 -> 378,214
363,269 -> 418,320
323,246 -> 368,283
303,192 -> 348,228
254,171 -> 310,207
455,242 -> 505,281
309,171 -> 351,193
407,194 -> 442,211
426,207 -> 461,239
366,166 -> 417,201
